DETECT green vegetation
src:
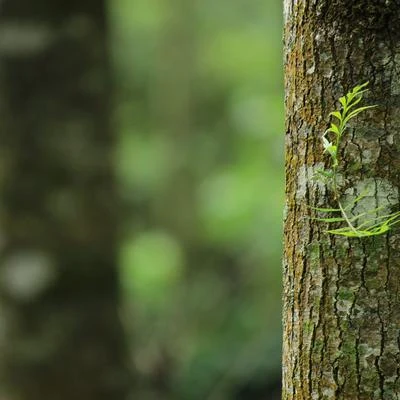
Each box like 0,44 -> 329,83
313,83 -> 400,237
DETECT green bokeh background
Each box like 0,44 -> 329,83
110,1 -> 284,398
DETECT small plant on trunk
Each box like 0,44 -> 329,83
312,82 -> 400,237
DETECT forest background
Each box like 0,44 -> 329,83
113,0 -> 284,398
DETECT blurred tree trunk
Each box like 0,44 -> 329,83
283,1 -> 400,399
0,1 -> 129,399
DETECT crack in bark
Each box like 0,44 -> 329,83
376,301 -> 386,399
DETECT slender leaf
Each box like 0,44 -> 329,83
308,206 -> 341,212
312,217 -> 346,223
329,111 -> 342,121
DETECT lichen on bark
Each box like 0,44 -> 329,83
283,1 -> 400,399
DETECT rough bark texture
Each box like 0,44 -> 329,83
283,1 -> 400,399
0,1 -> 129,399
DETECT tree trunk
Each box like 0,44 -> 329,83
0,1 -> 129,399
283,2 -> 400,399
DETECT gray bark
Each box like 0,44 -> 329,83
0,1 -> 129,399
283,1 -> 400,399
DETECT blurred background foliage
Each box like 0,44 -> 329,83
109,0 -> 284,398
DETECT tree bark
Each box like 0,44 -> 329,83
283,1 -> 400,399
0,1 -> 129,399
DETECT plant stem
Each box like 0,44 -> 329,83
332,166 -> 338,200
338,200 -> 359,235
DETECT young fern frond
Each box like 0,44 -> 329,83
312,82 -> 400,237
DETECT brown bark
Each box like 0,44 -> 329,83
0,1 -> 129,399
283,1 -> 400,399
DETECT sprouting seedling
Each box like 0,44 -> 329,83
312,82 -> 400,237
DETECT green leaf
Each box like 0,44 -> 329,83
314,168 -> 334,179
350,206 -> 386,220
381,212 -> 400,226
352,190 -> 369,204
319,169 -> 333,177
326,227 -> 374,237
325,227 -> 357,236
325,145 -> 337,158
356,212 -> 400,230
326,123 -> 340,136
339,96 -> 347,110
354,81 -> 370,92
313,217 -> 345,223
308,206 -> 341,212
329,111 -> 342,121
321,136 -> 337,159
346,93 -> 363,110
342,105 -> 377,125
322,136 -> 331,148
